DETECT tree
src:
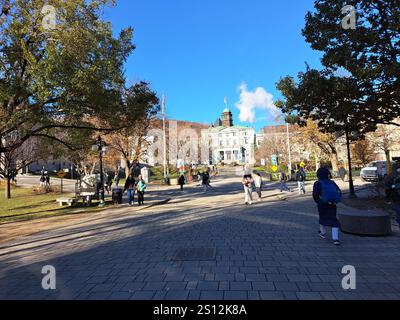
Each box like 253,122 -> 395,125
367,123 -> 400,175
303,0 -> 400,129
104,82 -> 160,178
296,119 -> 341,173
0,0 -> 135,198
351,139 -> 374,167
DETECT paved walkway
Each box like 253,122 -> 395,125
0,173 -> 399,300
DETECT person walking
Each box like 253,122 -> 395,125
124,173 -> 136,206
297,167 -> 306,195
114,168 -> 121,188
178,174 -> 186,191
45,174 -> 50,188
135,174 -> 147,206
313,167 -> 342,246
279,171 -> 291,193
253,172 -> 263,201
105,173 -> 113,194
202,171 -> 212,192
383,174 -> 393,204
40,175 -> 46,188
242,174 -> 254,205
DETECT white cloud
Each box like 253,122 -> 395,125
235,83 -> 281,124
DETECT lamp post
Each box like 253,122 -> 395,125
286,123 -> 292,179
92,136 -> 108,207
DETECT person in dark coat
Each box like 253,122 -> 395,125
313,167 -> 342,246
383,174 -> 393,203
178,174 -> 186,191
124,173 -> 136,206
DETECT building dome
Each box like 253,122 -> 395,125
223,108 -> 231,113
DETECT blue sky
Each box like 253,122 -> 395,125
103,0 -> 323,131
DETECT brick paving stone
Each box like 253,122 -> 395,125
219,281 -> 230,291
196,281 -> 219,291
186,281 -> 198,290
259,291 -> 285,300
223,291 -> 247,300
319,292 -> 337,300
164,290 -> 189,300
215,274 -> 235,281
143,282 -> 166,291
287,274 -> 310,282
230,281 -> 252,291
294,282 -> 311,292
130,291 -> 156,300
108,292 -> 131,300
184,274 -> 205,281
245,274 -> 266,282
251,282 -> 275,291
274,282 -> 299,292
200,291 -> 224,300
247,291 -> 260,300
296,292 -> 323,300
281,292 -> 298,300
87,292 -> 112,300
188,291 -> 201,300
266,274 -> 288,282
308,282 -> 336,292
165,282 -> 187,290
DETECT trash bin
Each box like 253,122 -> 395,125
112,188 -> 123,204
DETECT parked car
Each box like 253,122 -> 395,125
360,161 -> 395,182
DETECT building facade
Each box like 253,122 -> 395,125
208,109 -> 256,165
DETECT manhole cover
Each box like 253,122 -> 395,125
172,248 -> 216,261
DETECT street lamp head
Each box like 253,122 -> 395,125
91,144 -> 99,152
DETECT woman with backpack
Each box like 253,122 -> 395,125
313,167 -> 342,246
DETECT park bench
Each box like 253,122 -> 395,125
56,198 -> 78,207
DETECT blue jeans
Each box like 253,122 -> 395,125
280,182 -> 290,192
395,203 -> 400,224
127,189 -> 135,205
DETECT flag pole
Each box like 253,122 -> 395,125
162,95 -> 168,184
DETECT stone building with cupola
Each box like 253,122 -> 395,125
208,108 -> 260,165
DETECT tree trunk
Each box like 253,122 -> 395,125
124,158 -> 131,178
330,153 -> 339,174
6,177 -> 11,199
385,150 -> 392,176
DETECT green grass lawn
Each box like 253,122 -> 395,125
0,185 -> 111,224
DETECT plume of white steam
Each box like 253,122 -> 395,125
235,83 -> 281,124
